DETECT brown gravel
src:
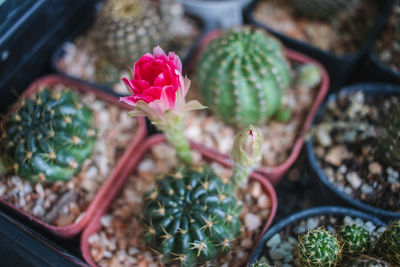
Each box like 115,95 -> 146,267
89,142 -> 272,267
374,4 -> 400,74
313,90 -> 400,212
253,0 -> 379,55
0,83 -> 139,226
57,15 -> 201,95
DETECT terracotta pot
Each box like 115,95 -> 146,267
0,74 -> 147,238
186,29 -> 330,186
80,134 -> 278,266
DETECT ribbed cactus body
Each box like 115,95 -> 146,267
374,220 -> 400,266
143,167 -> 241,266
1,88 -> 95,183
289,0 -> 352,20
196,27 -> 291,127
295,228 -> 342,267
378,104 -> 400,168
337,224 -> 371,257
250,257 -> 271,267
92,0 -> 181,67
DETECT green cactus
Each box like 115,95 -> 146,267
0,88 -> 96,183
337,224 -> 371,257
196,26 -> 291,127
377,104 -> 400,168
343,255 -> 391,267
289,0 -> 353,20
374,220 -> 400,266
295,227 -> 342,267
249,257 -> 271,267
295,63 -> 322,88
142,167 -> 241,266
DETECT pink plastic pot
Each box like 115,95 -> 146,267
0,74 -> 147,238
81,134 -> 278,266
186,29 -> 330,186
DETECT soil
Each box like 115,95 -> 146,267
252,0 -> 379,56
88,142 -> 273,267
56,15 -> 201,95
261,214 -> 385,266
374,4 -> 400,74
0,83 -> 139,226
185,63 -> 318,167
313,90 -> 400,212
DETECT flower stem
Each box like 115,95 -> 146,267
231,164 -> 253,188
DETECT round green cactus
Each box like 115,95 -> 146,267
143,167 -> 241,266
374,220 -> 400,266
196,26 -> 291,127
343,255 -> 390,267
0,88 -> 96,183
250,257 -> 271,267
337,224 -> 371,257
289,0 -> 352,20
295,227 -> 342,267
377,104 -> 400,168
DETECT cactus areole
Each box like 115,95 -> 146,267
143,167 -> 241,266
196,26 -> 291,127
0,88 -> 96,183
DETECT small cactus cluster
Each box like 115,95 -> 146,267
142,167 -> 241,266
289,0 -> 354,20
0,88 -> 96,183
375,220 -> 400,266
337,224 -> 371,256
196,26 -> 291,127
249,257 -> 271,267
91,0 -> 182,68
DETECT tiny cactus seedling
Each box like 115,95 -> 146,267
249,257 -> 271,267
294,63 -> 322,88
295,227 -> 342,267
196,26 -> 291,127
0,88 -> 96,183
343,255 -> 391,267
143,167 -> 241,266
337,224 -> 371,257
374,220 -> 400,266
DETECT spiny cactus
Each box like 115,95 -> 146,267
374,220 -> 400,266
0,88 -> 96,183
343,255 -> 391,267
249,257 -> 271,267
196,26 -> 291,127
91,0 -> 182,68
337,224 -> 371,257
295,227 -> 342,267
289,0 -> 354,20
377,103 -> 400,168
143,167 -> 241,266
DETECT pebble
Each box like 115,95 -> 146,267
346,172 -> 362,189
361,184 -> 373,194
249,181 -> 263,198
325,145 -> 351,166
245,213 -> 262,231
368,162 -> 382,175
257,194 -> 271,209
267,233 -> 281,247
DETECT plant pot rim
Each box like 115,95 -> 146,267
80,134 -> 278,267
186,28 -> 329,186
0,74 -> 147,238
369,50 -> 400,80
306,83 -> 400,220
248,205 -> 387,265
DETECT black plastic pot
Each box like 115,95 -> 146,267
306,83 -> 400,222
50,9 -> 205,97
244,0 -> 395,91
249,206 -> 386,265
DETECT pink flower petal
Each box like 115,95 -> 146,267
153,46 -> 167,58
160,85 -> 177,110
168,52 -> 182,73
142,86 -> 162,100
133,79 -> 150,92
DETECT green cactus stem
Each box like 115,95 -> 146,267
143,167 -> 241,266
196,26 -> 291,127
231,125 -> 263,188
343,255 -> 391,267
0,88 -> 96,183
337,224 -> 371,257
374,220 -> 400,266
295,227 -> 342,267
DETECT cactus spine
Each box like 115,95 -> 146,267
143,167 -> 241,266
0,88 -> 95,183
295,227 -> 342,267
337,224 -> 371,257
374,220 -> 400,266
196,27 -> 291,127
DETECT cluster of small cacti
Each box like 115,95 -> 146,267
143,167 -> 241,266
289,0 -> 354,20
295,220 -> 400,267
0,88 -> 96,183
196,26 -> 291,127
91,0 -> 182,68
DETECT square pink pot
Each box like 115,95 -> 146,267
0,74 -> 147,238
80,134 -> 278,266
186,29 -> 330,186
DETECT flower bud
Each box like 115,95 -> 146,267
231,125 -> 263,168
